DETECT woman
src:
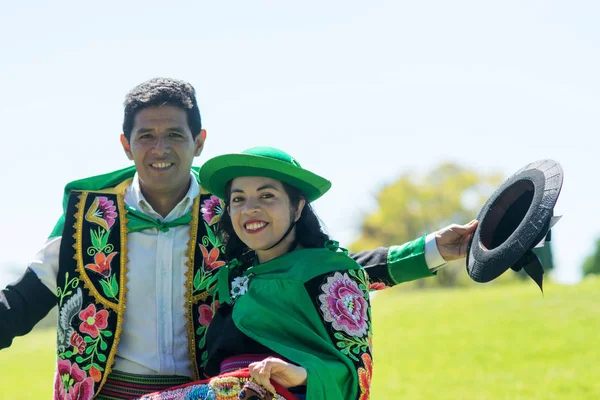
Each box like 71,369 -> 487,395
141,147 -> 372,400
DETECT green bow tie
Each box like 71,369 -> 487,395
125,206 -> 192,233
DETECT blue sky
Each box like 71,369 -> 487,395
0,1 -> 598,286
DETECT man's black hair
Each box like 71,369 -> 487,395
122,77 -> 202,140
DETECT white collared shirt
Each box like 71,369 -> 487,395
28,173 -> 446,377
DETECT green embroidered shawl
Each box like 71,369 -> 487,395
232,247 -> 366,400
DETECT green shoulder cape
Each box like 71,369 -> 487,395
232,247 -> 366,400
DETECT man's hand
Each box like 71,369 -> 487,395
248,356 -> 307,394
435,220 -> 478,261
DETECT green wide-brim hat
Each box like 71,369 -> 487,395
199,146 -> 332,202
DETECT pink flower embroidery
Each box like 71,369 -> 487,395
85,196 -> 118,231
198,304 -> 214,326
319,272 -> 369,337
78,304 -> 109,338
201,195 -> 225,226
199,245 -> 226,271
53,358 -> 94,400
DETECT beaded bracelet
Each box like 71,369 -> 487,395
244,379 -> 277,399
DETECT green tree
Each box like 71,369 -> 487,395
582,239 -> 600,276
351,162 -> 504,287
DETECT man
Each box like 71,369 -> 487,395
0,78 -> 477,399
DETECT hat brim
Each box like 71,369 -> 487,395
199,153 -> 332,202
466,159 -> 563,282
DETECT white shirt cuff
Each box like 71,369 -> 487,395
425,233 -> 447,272
28,237 -> 61,294
0,291 -> 10,310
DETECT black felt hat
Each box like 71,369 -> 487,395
466,160 -> 563,291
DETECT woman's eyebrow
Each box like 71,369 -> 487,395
257,184 -> 279,191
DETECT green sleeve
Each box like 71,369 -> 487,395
48,215 -> 65,239
48,166 -> 138,238
387,235 -> 435,284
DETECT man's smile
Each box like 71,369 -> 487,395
150,162 -> 173,170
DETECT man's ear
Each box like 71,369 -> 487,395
194,129 -> 207,157
120,134 -> 134,160
294,199 -> 307,222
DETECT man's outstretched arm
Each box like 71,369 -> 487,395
0,268 -> 57,349
349,221 -> 478,287
0,237 -> 61,349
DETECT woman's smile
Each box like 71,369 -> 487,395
244,219 -> 269,234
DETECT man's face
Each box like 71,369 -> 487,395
120,105 -> 206,198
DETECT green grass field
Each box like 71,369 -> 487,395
1,277 -> 598,399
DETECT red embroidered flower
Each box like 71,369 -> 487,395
53,358 -> 94,400
358,353 -> 373,400
198,304 -> 214,326
78,304 -> 109,338
84,251 -> 117,277
199,245 -> 226,271
368,282 -> 388,291
69,332 -> 86,355
89,366 -> 102,383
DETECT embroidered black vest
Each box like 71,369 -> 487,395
55,181 -> 227,398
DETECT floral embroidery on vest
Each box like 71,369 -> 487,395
201,195 -> 225,226
56,189 -> 128,399
54,357 -> 95,400
187,193 -> 229,377
56,185 -> 231,397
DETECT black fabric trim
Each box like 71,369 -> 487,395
0,268 -> 57,349
348,247 -> 389,269
348,247 -> 395,286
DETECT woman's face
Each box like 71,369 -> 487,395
228,176 -> 305,262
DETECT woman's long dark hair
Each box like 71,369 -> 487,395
217,181 -> 330,265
